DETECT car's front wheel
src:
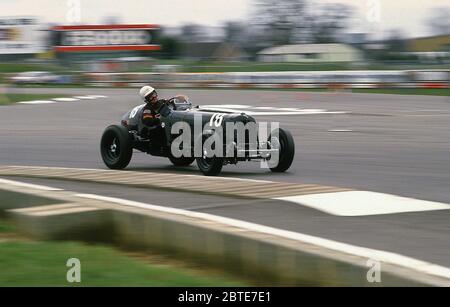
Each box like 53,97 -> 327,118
100,125 -> 133,170
196,134 -> 224,176
196,155 -> 224,176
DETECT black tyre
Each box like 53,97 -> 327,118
168,155 -> 195,167
100,125 -> 133,170
196,134 -> 224,176
268,128 -> 295,173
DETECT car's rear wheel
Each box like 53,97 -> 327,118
169,155 -> 195,166
268,128 -> 295,173
100,125 -> 133,170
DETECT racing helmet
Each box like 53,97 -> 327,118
139,85 -> 156,102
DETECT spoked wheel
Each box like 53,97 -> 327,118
100,125 -> 133,169
196,134 -> 224,176
267,128 -> 295,173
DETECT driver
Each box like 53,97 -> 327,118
139,85 -> 168,127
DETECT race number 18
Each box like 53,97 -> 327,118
210,113 -> 224,127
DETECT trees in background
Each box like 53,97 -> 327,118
250,0 -> 353,46
309,3 -> 353,44
156,0 -> 356,60
223,22 -> 247,45
180,24 -> 209,42
252,0 -> 309,45
158,35 -> 182,59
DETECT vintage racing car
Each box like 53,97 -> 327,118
100,96 -> 295,176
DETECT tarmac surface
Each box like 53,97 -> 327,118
1,87 -> 449,267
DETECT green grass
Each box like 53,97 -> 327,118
0,63 -> 69,74
0,240 -> 248,286
0,219 -> 15,233
0,216 -> 247,286
0,93 -> 68,105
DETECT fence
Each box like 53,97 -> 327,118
83,70 -> 450,89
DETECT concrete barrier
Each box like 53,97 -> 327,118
1,178 -> 449,286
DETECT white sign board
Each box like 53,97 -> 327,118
0,17 -> 41,54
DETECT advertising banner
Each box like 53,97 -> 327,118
0,17 -> 41,54
52,24 -> 160,52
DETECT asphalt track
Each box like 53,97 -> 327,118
1,87 -> 449,269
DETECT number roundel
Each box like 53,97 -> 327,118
210,113 -> 224,127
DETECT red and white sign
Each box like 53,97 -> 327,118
52,24 -> 160,52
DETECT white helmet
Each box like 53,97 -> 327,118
139,85 -> 156,101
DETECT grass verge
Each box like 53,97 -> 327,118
0,218 -> 247,286
0,241 -> 248,286
0,63 -> 69,74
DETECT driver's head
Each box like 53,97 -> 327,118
139,85 -> 158,104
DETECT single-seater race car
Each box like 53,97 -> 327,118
100,96 -> 295,176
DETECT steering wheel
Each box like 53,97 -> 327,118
166,99 -> 177,110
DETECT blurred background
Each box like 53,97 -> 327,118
0,0 -> 448,89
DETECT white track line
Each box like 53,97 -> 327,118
75,193 -> 450,281
199,105 -> 349,116
52,98 -> 80,102
199,107 -> 348,116
201,104 -> 251,109
18,100 -> 57,105
73,96 -> 99,100
277,191 -> 450,216
18,95 -> 108,105
0,178 -> 63,191
246,111 -> 349,116
328,129 -> 354,132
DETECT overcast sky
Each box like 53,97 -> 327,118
0,0 -> 449,38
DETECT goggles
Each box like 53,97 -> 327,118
146,91 -> 158,102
